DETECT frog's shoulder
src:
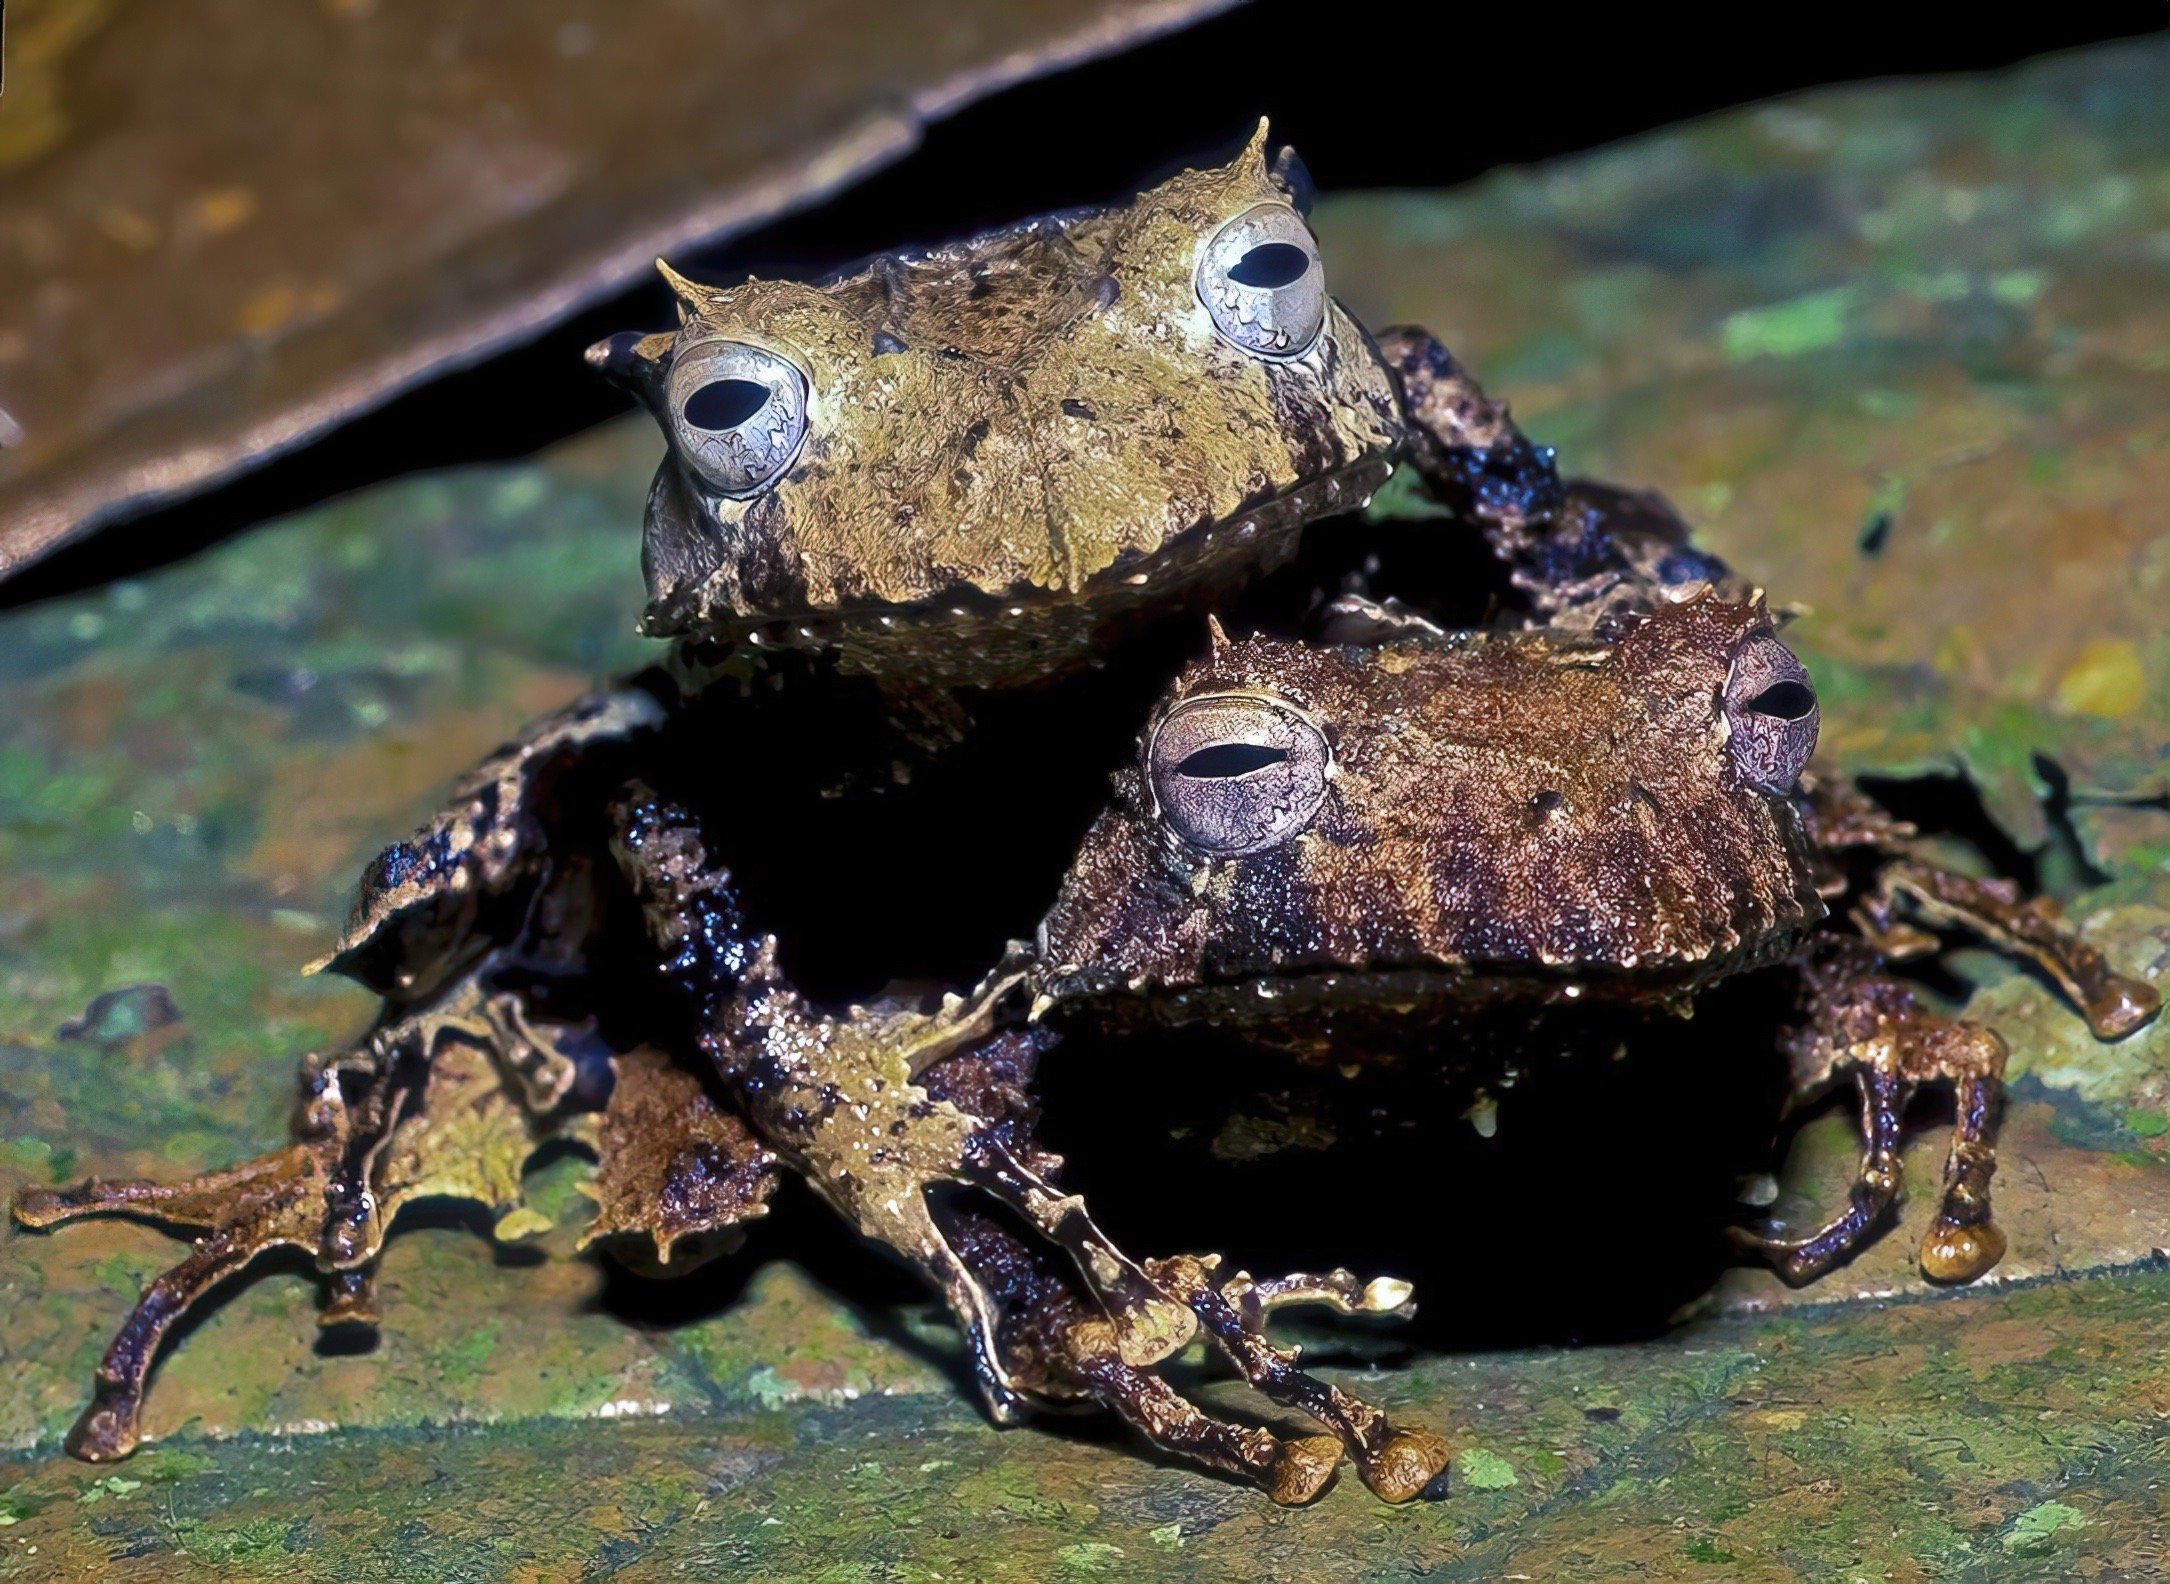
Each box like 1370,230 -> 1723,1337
316,686 -> 667,994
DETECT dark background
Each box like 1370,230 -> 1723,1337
7,0 -> 2162,607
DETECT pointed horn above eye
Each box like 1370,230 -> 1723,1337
656,257 -> 716,324
1205,613 -> 1234,658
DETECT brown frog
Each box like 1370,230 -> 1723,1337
604,593 -> 2160,1502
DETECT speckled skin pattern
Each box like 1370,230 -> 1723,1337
602,126 -> 1406,687
1040,600 -> 1825,1006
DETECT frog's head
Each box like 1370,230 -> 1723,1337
589,125 -> 1402,679
1036,596 -> 1827,1013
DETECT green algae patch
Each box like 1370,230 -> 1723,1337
1,1271 -> 2165,1579
1454,1447 -> 1518,1490
1721,286 -> 1856,361
2003,1500 -> 2086,1554
426,1321 -> 504,1390
1056,1541 -> 1127,1571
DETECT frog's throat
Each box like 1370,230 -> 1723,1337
653,453 -> 1399,685
1036,935 -> 1809,1031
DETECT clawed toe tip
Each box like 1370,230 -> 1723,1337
1363,1429 -> 1455,1504
1358,1276 -> 1415,1315
12,1186 -> 82,1227
1919,1219 -> 2006,1284
67,1402 -> 142,1463
2087,979 -> 2162,1042
1268,1435 -> 1342,1505
1728,1224 -> 1827,1286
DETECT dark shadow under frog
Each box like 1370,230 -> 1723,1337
15,132 -> 2158,1503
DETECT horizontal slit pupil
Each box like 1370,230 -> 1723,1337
1748,680 -> 1816,720
1179,743 -> 1289,778
1227,243 -> 1311,290
685,378 -> 771,431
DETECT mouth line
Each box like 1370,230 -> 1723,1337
1042,948 -> 1771,1025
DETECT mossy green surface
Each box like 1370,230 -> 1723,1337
3,37 -> 2167,1581
1,1275 -> 2165,1579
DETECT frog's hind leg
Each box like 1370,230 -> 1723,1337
1142,1254 -> 1450,1503
13,974 -> 588,1460
1733,942 -> 2011,1286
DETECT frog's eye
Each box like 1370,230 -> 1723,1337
1146,692 -> 1331,856
665,341 -> 810,498
1196,204 -> 1327,360
1723,633 -> 1820,792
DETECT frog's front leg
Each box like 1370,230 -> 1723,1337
609,791 -> 1196,1396
1732,940 -> 2011,1285
918,1042 -> 1448,1501
1375,326 -> 1754,627
15,975 -> 566,1458
612,792 -> 1448,1499
943,1211 -> 1345,1503
1863,864 -> 2160,1041
1373,325 -> 1564,544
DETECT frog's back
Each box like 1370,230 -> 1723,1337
591,126 -> 1403,686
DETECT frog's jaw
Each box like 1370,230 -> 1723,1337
1033,925 -> 1817,1033
647,451 -> 1398,692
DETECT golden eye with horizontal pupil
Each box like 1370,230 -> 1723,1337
1723,632 -> 1820,792
1196,203 -> 1327,360
665,340 -> 809,498
1146,692 -> 1331,856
